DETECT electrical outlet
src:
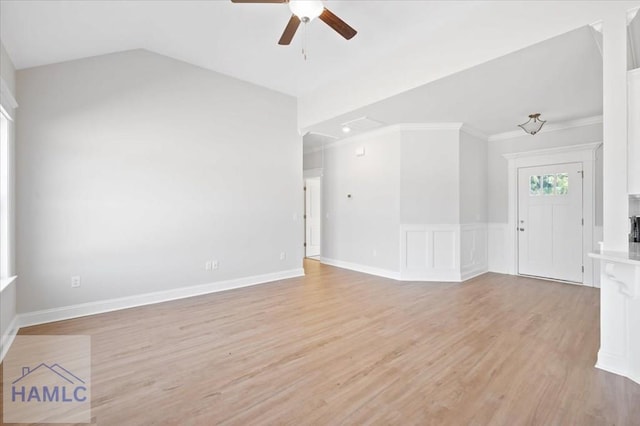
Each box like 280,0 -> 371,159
205,261 -> 212,271
212,260 -> 219,270
280,252 -> 286,260
71,276 -> 81,288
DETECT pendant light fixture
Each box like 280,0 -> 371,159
518,113 -> 547,135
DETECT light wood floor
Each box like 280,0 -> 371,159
3,260 -> 640,425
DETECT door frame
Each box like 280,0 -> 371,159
504,142 -> 601,286
303,168 -> 323,258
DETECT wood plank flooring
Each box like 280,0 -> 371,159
2,260 -> 640,425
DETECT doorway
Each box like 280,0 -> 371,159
517,162 -> 584,283
304,177 -> 321,259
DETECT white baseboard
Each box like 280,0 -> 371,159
17,268 -> 305,329
596,350 -> 640,386
320,257 -> 401,280
596,350 -> 630,378
1,314 -> 19,362
460,267 -> 489,281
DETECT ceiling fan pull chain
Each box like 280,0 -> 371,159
302,22 -> 308,61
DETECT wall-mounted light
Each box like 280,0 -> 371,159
518,113 -> 547,135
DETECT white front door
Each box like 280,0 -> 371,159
305,177 -> 321,257
518,162 -> 583,283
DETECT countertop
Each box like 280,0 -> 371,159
589,247 -> 640,266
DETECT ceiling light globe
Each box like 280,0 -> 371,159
289,0 -> 324,21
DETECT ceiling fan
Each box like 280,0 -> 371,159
231,0 -> 357,45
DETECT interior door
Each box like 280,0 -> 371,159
305,177 -> 321,257
518,162 -> 583,283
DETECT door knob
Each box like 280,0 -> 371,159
519,228 -> 525,231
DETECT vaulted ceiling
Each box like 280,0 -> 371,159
0,0 -> 479,97
0,1 -> 616,144
304,25 -> 604,140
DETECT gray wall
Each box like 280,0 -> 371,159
400,129 -> 460,224
16,49 -> 302,314
459,131 -> 488,224
487,122 -> 603,224
321,130 -> 401,271
303,150 -> 323,170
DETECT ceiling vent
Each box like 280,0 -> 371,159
340,116 -> 385,134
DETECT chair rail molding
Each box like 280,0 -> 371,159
503,142 -> 601,286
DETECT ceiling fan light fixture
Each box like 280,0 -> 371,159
289,0 -> 324,22
518,113 -> 547,135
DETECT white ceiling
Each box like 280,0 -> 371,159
0,1 -> 605,148
0,0 -> 478,97
304,25 -> 603,140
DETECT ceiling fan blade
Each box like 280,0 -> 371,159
319,8 -> 357,40
278,15 -> 301,45
231,0 -> 286,3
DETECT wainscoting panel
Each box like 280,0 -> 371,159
460,224 -> 489,280
488,223 -> 510,274
400,225 -> 460,282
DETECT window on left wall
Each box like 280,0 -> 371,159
0,108 -> 11,285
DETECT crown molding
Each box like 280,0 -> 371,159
314,122 -> 470,152
502,141 -> 602,161
488,115 -> 603,142
460,124 -> 488,141
628,7 -> 639,25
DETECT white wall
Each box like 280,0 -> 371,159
16,49 -> 302,314
0,40 -> 18,360
400,129 -> 460,224
321,129 -> 401,274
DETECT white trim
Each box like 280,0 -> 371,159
488,115 -> 603,142
320,257 -> 401,280
459,223 -> 489,280
399,223 -> 460,282
488,222 -> 510,274
460,268 -> 489,281
0,275 -> 17,293
590,20 -> 603,34
17,268 -> 304,328
596,350 -> 632,381
0,77 -> 18,115
0,314 -> 19,362
627,6 -> 639,25
460,124 -> 488,141
306,123 -> 488,154
503,142 -> 603,161
504,142 -> 601,285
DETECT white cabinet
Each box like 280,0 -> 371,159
630,69 -> 640,195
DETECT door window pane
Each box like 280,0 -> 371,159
542,174 -> 555,195
529,175 -> 541,195
556,173 -> 569,195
